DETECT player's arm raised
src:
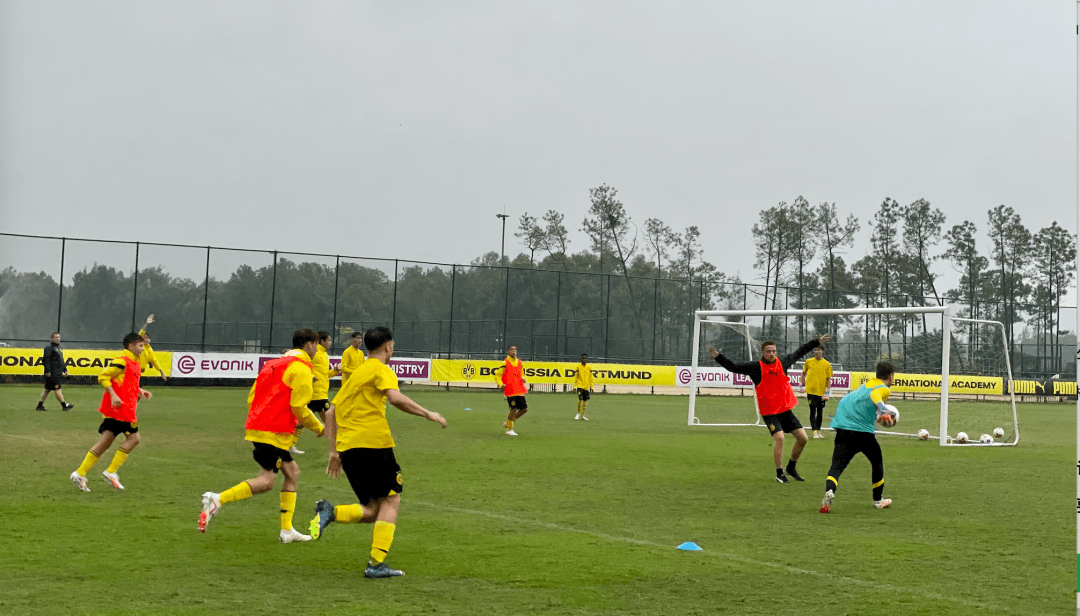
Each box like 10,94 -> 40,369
386,389 -> 446,428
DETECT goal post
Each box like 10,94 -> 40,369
688,305 -> 1019,447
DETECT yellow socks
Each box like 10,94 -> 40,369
280,491 -> 297,530
581,401 -> 587,417
220,481 -> 253,504
76,451 -> 100,476
334,504 -> 365,523
370,521 -> 395,563
506,420 -> 515,431
106,449 -> 129,473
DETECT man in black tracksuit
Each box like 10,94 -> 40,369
37,332 -> 74,411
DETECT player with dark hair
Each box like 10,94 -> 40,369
70,332 -> 152,491
573,353 -> 593,421
496,345 -> 528,436
709,334 -> 830,483
340,331 -> 366,384
290,330 -> 338,455
801,345 -> 833,438
819,361 -> 896,513
37,332 -> 74,411
309,326 -> 446,578
198,329 -> 326,543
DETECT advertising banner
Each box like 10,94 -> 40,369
848,371 -> 1003,396
431,359 -> 675,386
675,366 -> 850,389
0,348 -> 173,376
172,353 -> 430,381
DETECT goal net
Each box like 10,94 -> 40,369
688,306 -> 1019,447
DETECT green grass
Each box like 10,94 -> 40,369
0,384 -> 1072,615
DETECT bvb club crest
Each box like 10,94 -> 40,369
461,362 -> 476,380
396,472 -> 404,486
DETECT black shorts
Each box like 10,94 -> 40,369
577,388 -> 591,401
99,418 -> 138,436
44,376 -> 63,391
806,394 -> 826,409
762,410 -> 803,435
340,447 -> 403,505
308,399 -> 330,414
507,395 -> 528,411
252,441 -> 293,473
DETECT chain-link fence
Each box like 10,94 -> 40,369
1,232 -> 1074,378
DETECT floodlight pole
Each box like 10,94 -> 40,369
496,214 -> 509,265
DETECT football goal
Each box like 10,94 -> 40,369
687,306 -> 1019,447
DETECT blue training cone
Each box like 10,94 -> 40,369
464,408 -> 472,411
677,542 -> 703,551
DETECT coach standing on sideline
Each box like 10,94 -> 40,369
37,332 -> 74,412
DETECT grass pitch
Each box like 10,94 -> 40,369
0,384 -> 1072,615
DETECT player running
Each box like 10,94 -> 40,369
574,353 -> 593,420
709,334 -> 829,483
819,361 -> 896,513
308,327 -> 446,579
290,331 -> 338,455
70,333 -> 152,492
198,329 -> 326,543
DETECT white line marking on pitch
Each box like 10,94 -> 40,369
0,431 -> 1041,614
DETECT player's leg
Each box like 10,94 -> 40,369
36,387 -> 48,410
515,402 -> 528,420
200,444 -> 280,532
575,390 -> 583,420
785,425 -> 809,482
820,429 -> 861,513
72,427 -> 117,491
54,386 -> 71,408
863,436 -> 890,508
505,398 -> 518,435
807,395 -> 821,437
769,426 -> 787,482
312,448 -> 381,539
579,390 -> 589,420
102,430 -> 140,490
278,460 -> 310,542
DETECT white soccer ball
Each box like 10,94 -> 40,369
877,404 -> 899,428
956,431 -> 969,443
979,434 -> 993,444
916,429 -> 929,440
992,427 -> 1004,439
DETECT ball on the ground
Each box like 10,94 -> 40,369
877,404 -> 899,428
979,434 -> 993,444
956,431 -> 969,443
917,429 -> 929,440
992,427 -> 1004,438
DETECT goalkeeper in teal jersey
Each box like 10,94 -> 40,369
819,361 -> 896,513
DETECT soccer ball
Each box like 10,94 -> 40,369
956,432 -> 969,443
992,427 -> 1004,439
979,434 -> 993,444
916,429 -> 929,440
877,404 -> 899,428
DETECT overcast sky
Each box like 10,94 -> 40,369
0,1 -> 1075,297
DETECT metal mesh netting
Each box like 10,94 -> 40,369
59,239 -> 138,348
0,235 -> 63,344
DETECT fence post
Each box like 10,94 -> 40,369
332,256 -> 340,339
131,241 -> 140,332
392,259 -> 398,331
652,277 -> 657,362
447,265 -> 456,358
554,271 -> 562,360
502,266 -> 510,354
268,251 -> 278,354
56,237 -> 66,334
201,247 -> 210,352
604,274 -> 611,359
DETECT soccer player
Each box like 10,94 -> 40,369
290,331 -> 339,455
69,333 -> 152,492
573,353 -> 593,420
308,326 -> 446,579
496,345 -> 528,436
37,332 -> 74,411
137,314 -> 167,381
198,329 -> 326,543
819,361 -> 896,513
801,345 -> 833,438
709,333 -> 829,483
340,331 -> 366,384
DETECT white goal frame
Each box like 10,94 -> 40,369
688,305 -> 1019,447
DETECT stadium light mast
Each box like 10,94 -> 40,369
496,213 -> 509,265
